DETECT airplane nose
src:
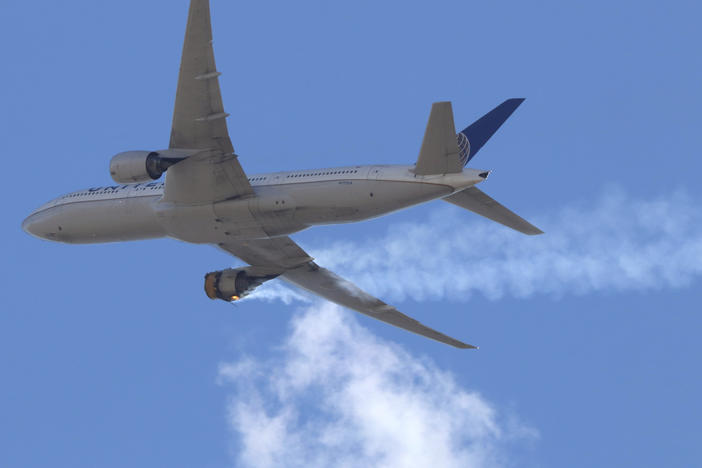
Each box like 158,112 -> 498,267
22,213 -> 40,237
22,212 -> 56,240
23,206 -> 71,241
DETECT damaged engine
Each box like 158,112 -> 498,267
204,267 -> 280,301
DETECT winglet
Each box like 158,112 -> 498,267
459,98 -> 524,165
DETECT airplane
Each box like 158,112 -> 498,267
22,0 -> 542,349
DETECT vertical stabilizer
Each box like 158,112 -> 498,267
459,98 -> 524,165
414,102 -> 463,175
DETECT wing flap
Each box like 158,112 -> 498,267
219,237 -> 313,270
444,186 -> 543,235
162,151 -> 253,204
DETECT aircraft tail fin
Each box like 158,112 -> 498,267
458,98 -> 525,165
413,102 -> 463,175
443,186 -> 543,235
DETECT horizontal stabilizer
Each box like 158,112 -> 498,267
443,187 -> 543,235
460,98 -> 524,165
414,102 -> 463,175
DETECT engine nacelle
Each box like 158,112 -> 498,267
204,267 -> 280,302
109,150 -> 187,184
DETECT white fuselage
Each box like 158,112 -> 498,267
23,164 -> 485,244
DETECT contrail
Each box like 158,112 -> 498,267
249,187 -> 702,304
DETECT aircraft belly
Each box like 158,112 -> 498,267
155,199 -> 259,243
290,180 -> 366,223
244,187 -> 307,237
156,202 -> 218,243
34,197 -> 166,244
213,198 -> 277,239
291,180 -> 451,225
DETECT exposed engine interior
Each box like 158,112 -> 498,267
204,267 -> 281,301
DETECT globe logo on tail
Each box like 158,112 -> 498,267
456,132 -> 471,166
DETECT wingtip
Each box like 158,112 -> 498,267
457,343 -> 479,350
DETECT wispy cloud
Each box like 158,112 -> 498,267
252,188 -> 702,303
219,303 -> 537,468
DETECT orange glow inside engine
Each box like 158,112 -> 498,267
230,295 -> 240,301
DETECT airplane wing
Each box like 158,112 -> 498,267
219,238 -> 476,349
162,0 -> 253,204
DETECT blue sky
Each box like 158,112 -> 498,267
2,0 -> 701,467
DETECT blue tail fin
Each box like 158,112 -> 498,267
458,98 -> 525,165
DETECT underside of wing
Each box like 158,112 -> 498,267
170,0 -> 231,153
219,237 -> 313,270
219,238 -> 476,349
282,263 -> 476,349
163,0 -> 252,204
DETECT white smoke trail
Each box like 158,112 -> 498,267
245,281 -> 310,305
256,188 -> 702,303
218,303 -> 537,468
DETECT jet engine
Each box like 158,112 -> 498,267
204,267 -> 280,302
109,150 -> 187,183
